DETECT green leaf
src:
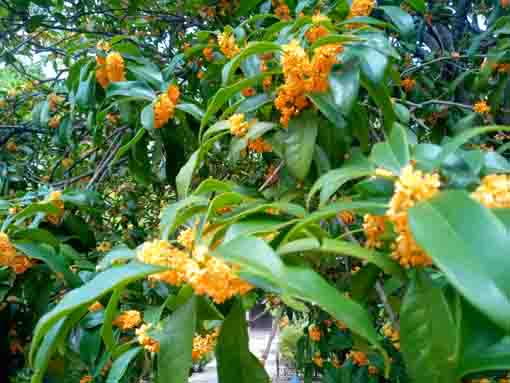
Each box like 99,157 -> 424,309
97,246 -> 136,271
30,262 -> 162,367
11,228 -> 60,249
361,77 -> 396,133
328,62 -> 360,116
106,81 -> 156,101
409,190 -> 510,331
216,299 -> 270,383
156,296 -> 197,383
308,92 -> 346,129
176,103 -> 205,121
113,128 -> 146,164
230,122 -> 276,160
128,64 -> 163,88
176,150 -> 200,199
141,103 -> 155,131
284,111 -> 319,180
215,237 -> 385,360
405,0 -> 425,13
106,347 -> 142,383
433,126 -> 510,169
400,270 -> 458,383
320,239 -> 404,278
379,6 -> 415,37
13,242 -> 80,287
159,195 -> 208,239
370,123 -> 410,173
31,318 -> 67,383
75,71 -> 95,108
307,164 -> 374,208
100,288 -> 122,351
222,42 -> 281,85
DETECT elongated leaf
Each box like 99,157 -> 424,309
97,246 -> 136,271
400,271 -> 458,383
370,123 -> 410,173
215,236 -> 385,360
100,288 -> 122,351
222,42 -> 281,85
409,190 -> 510,331
379,6 -> 415,37
320,239 -> 404,278
157,296 -> 197,383
106,347 -> 142,383
284,111 -> 319,180
159,195 -> 209,239
216,300 -> 270,383
106,81 -> 156,100
176,103 -> 205,121
31,318 -> 67,383
30,262 -> 162,366
128,64 -> 163,88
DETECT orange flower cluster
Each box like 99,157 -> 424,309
338,210 -> 355,225
218,31 -> 240,58
203,47 -> 214,62
275,40 -> 343,126
382,323 -> 400,350
48,93 -> 64,112
136,323 -> 160,352
96,50 -> 126,88
247,137 -> 272,153
0,233 -> 32,274
46,190 -> 65,225
401,77 -> 416,92
305,14 -> 331,44
137,233 -> 252,304
112,310 -> 142,330
348,0 -> 375,18
229,113 -> 251,137
154,85 -> 181,129
308,325 -> 321,341
313,353 -> 324,367
362,214 -> 387,249
474,100 -> 491,114
348,350 -> 369,366
192,331 -> 219,361
79,375 -> 93,383
242,87 -> 256,97
273,0 -> 291,20
49,115 -> 61,129
6,141 -> 16,152
387,165 -> 440,268
471,174 -> 510,208
88,301 -> 104,312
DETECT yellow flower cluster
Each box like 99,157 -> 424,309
308,325 -> 321,341
229,113 -> 251,137
192,330 -> 219,361
46,190 -> 65,225
305,14 -> 331,44
137,233 -> 252,304
112,310 -> 142,330
382,323 -> 400,350
275,40 -> 343,126
362,214 -> 387,249
387,165 -> 440,268
96,50 -> 126,89
0,233 -> 32,274
401,77 -> 416,92
154,85 -> 181,129
474,100 -> 491,114
218,31 -> 240,58
136,323 -> 160,352
247,137 -> 272,153
97,241 -> 112,252
203,46 -> 214,62
471,174 -> 510,208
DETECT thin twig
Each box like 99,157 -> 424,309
258,160 -> 284,192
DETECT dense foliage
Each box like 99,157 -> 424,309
1,0 -> 510,382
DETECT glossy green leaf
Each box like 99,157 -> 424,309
106,347 -> 142,383
128,64 -> 163,88
31,318 -> 67,383
284,111 -> 319,180
30,262 -> 162,366
370,123 -> 410,173
159,195 -> 209,239
379,6 -> 415,37
100,288 -> 122,351
409,190 -> 510,331
400,270 -> 458,383
176,103 -> 205,121
216,299 -> 270,383
156,296 -> 197,383
106,81 -> 156,101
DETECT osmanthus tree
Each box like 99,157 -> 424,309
1,0 -> 510,382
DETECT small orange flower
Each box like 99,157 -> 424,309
312,353 -> 323,367
6,141 -> 16,152
247,137 -> 272,153
401,77 -> 416,92
79,375 -> 93,383
96,55 -> 109,88
49,115 -> 61,129
242,87 -> 256,97
105,52 -> 126,83
112,310 -> 142,330
136,324 -> 160,352
502,0 -> 509,8
229,113 -> 251,137
348,350 -> 369,366
167,84 -> 181,104
61,158 -> 73,169
338,210 -> 355,225
308,325 -> 321,341
88,301 -> 104,312
203,47 -> 214,62
218,31 -> 240,58
154,94 -> 175,129
263,76 -> 272,91
473,100 -> 491,114
197,70 -> 204,79
274,0 -> 291,20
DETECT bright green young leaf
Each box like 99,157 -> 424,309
370,123 -> 410,173
106,81 -> 156,100
106,347 -> 142,383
